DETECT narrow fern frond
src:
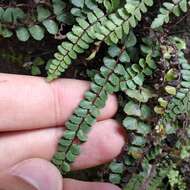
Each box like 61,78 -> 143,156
161,51 -> 190,124
152,36 -> 182,115
153,37 -> 190,126
47,0 -> 154,80
95,0 -> 154,45
151,0 -> 190,29
52,46 -> 125,173
47,7 -> 106,80
114,54 -> 157,156
108,53 -> 157,185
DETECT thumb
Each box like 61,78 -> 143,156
0,158 -> 63,190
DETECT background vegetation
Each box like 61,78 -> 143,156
0,0 -> 190,189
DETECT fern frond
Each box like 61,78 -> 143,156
108,54 -> 157,184
47,0 -> 154,80
107,36 -> 158,184
151,0 -> 190,29
95,0 -> 154,45
47,7 -> 106,80
161,51 -> 190,124
52,46 -> 126,173
119,54 -> 157,91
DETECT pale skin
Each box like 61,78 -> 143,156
0,73 -> 125,190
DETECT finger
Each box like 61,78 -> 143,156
0,158 -> 120,190
72,120 -> 125,170
0,159 -> 62,190
63,179 -> 121,190
0,73 -> 118,131
0,120 -> 125,171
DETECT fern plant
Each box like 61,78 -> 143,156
1,0 -> 190,189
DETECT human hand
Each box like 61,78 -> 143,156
0,73 -> 125,190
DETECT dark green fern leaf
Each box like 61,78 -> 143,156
151,0 -> 190,29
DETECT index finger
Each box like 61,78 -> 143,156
0,73 -> 118,131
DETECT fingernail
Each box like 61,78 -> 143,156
9,160 -> 59,190
10,167 -> 46,190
